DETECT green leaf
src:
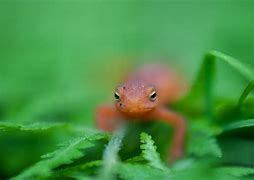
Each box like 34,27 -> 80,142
98,127 -> 125,180
0,121 -> 66,131
179,51 -> 254,120
188,138 -> 222,158
188,121 -> 222,158
215,81 -> 254,123
117,163 -> 171,180
223,119 -> 254,133
52,160 -> 102,179
238,81 -> 254,108
140,132 -> 168,170
12,133 -> 106,179
124,155 -> 145,163
210,51 -> 254,80
215,166 -> 254,178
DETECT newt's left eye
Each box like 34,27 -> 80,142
149,91 -> 157,101
114,91 -> 120,101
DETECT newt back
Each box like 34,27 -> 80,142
125,64 -> 186,105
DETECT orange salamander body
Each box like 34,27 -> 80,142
96,64 -> 186,162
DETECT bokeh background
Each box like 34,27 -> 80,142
0,1 -> 253,178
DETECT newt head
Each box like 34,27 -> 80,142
114,81 -> 159,117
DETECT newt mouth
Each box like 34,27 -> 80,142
121,107 -> 154,114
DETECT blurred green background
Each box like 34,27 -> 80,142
0,0 -> 253,178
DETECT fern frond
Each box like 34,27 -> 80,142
12,133 -> 106,180
140,132 -> 168,170
98,127 -> 125,179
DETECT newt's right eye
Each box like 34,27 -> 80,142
114,91 -> 120,101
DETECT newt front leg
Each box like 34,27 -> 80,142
96,105 -> 121,132
151,107 -> 186,163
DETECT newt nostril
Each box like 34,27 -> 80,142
119,103 -> 124,108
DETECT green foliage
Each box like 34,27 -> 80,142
52,160 -> 102,179
12,133 -> 107,179
116,163 -> 171,180
140,132 -> 167,170
0,49 -> 251,179
178,51 -> 254,120
188,137 -> 222,158
224,119 -> 254,133
215,81 -> 254,124
0,121 -> 66,131
98,128 -> 125,180
187,121 -> 222,158
238,81 -> 254,105
215,166 -> 254,178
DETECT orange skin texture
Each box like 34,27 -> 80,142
96,64 -> 186,163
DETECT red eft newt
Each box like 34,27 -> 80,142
96,64 -> 186,162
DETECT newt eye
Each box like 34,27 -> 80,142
149,90 -> 157,101
114,91 -> 120,101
